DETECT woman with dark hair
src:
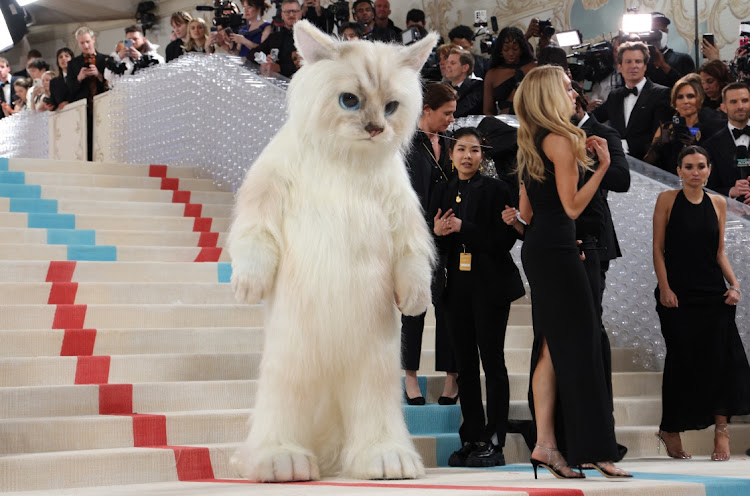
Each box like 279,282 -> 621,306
402,82 -> 459,406
699,60 -> 732,112
483,26 -> 536,115
339,22 -> 363,41
652,145 -> 750,462
231,0 -> 272,57
430,127 -> 524,467
48,47 -> 73,110
645,74 -> 723,173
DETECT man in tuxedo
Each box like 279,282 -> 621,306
593,41 -> 672,160
574,83 -> 630,462
0,57 -> 19,120
444,48 -> 483,118
703,82 -> 750,199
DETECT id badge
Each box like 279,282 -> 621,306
459,252 -> 472,271
738,158 -> 750,168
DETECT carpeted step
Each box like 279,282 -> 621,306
6,158 -> 203,179
39,185 -> 233,204
6,171 -> 222,192
0,261 -> 232,283
0,243 -> 230,262
0,212 -> 230,232
0,303 -> 262,330
0,327 -> 264,357
0,352 -> 262,387
0,198 -> 232,219
0,282 -> 235,304
420,324 -> 533,349
0,381 -> 257,418
423,303 -> 531,327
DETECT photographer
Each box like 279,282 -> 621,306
524,17 -> 557,59
646,12 -> 695,88
248,0 -> 301,78
105,25 -> 163,86
230,0 -> 273,57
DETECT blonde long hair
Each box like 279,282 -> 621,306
514,65 -> 591,183
184,18 -> 209,52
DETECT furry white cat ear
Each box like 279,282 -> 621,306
294,19 -> 337,65
399,32 -> 440,73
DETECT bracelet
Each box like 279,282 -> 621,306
729,285 -> 741,294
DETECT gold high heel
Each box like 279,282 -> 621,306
655,430 -> 691,459
711,423 -> 730,461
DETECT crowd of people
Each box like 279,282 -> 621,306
3,0 -> 750,469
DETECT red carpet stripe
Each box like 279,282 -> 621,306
48,282 -> 78,304
52,304 -> 87,329
201,480 -> 584,495
131,414 -> 168,447
169,446 -> 216,481
99,384 -> 133,414
60,329 -> 97,356
75,356 -> 111,384
46,260 -> 76,282
149,164 -> 223,262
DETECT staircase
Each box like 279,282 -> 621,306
0,157 -> 748,493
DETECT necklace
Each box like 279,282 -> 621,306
420,137 -> 448,182
456,178 -> 471,204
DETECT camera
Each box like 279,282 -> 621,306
326,0 -> 350,28
729,22 -> 750,82
196,0 -> 245,33
568,41 -> 615,87
537,19 -> 555,38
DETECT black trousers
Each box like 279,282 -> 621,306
445,280 -> 511,446
401,265 -> 456,373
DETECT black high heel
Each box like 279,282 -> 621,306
437,394 -> 459,405
530,444 -> 585,480
404,391 -> 425,405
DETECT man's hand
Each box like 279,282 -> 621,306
260,61 -> 281,76
525,18 -> 539,39
701,38 -> 720,61
729,179 -> 750,201
651,48 -> 671,74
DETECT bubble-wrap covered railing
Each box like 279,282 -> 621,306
105,53 -> 288,191
0,111 -> 49,159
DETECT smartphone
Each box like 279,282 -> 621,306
123,39 -> 134,48
703,33 -> 715,46
474,10 -> 487,26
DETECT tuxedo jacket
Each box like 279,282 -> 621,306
592,78 -> 672,160
578,114 -> 631,261
66,53 -> 109,103
0,75 -> 20,119
453,78 -> 484,118
703,126 -> 745,196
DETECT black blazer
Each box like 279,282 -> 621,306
0,75 -> 19,119
703,126 -> 745,197
405,130 -> 453,215
66,53 -> 108,103
592,78 -> 672,160
165,39 -> 185,62
48,76 -> 70,108
578,114 -> 631,261
429,174 -> 525,304
453,78 -> 484,118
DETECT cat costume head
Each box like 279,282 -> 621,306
289,21 -> 438,163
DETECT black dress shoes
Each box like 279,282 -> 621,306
404,391 -> 426,405
465,442 -> 506,467
448,442 -> 477,467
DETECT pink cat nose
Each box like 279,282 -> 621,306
365,123 -> 384,137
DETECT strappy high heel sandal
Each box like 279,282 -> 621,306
655,430 -> 691,459
711,423 -> 730,461
588,461 -> 633,478
530,444 -> 585,479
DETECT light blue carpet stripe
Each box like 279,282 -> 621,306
10,198 -> 58,214
0,171 -> 25,184
404,404 -> 460,435
435,433 -> 461,467
67,245 -> 117,261
0,157 -> 9,171
0,184 -> 41,198
27,213 -> 75,229
47,229 -> 96,246
218,263 -> 232,283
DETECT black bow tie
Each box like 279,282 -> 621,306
732,126 -> 750,140
624,86 -> 638,97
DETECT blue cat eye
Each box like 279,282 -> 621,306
339,93 -> 360,111
384,101 -> 399,116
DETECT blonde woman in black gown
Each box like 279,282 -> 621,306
653,145 -> 750,461
513,65 -> 630,479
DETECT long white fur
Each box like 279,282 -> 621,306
227,21 -> 438,482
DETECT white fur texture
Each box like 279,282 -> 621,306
227,21 -> 437,482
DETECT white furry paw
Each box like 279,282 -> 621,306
346,444 -> 424,480
231,447 -> 320,482
230,269 -> 265,304
395,283 -> 430,317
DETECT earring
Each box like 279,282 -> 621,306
451,160 -> 454,171
704,179 -> 708,187
679,177 -> 683,188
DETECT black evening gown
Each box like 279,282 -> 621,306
656,190 -> 750,432
521,132 -> 619,465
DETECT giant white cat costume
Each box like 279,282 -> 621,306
228,21 -> 438,482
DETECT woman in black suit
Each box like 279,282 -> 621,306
431,127 -> 525,467
49,47 -> 73,110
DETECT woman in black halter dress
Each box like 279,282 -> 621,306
653,145 -> 750,461
482,27 -> 536,116
512,65 -> 629,479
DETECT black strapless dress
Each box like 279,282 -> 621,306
521,132 -> 619,465
656,190 -> 750,432
492,67 -> 524,114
